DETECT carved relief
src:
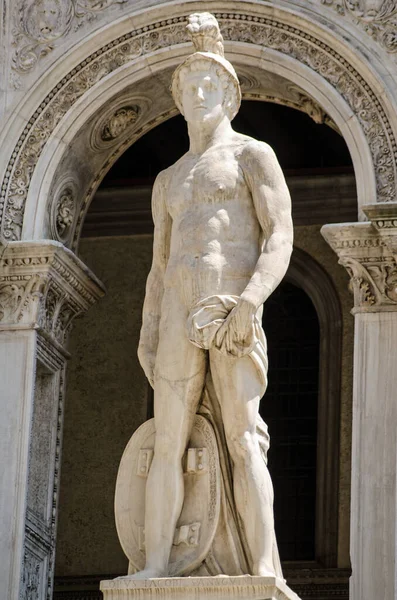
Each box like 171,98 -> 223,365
90,98 -> 148,152
22,552 -> 42,600
322,220 -> 397,311
340,256 -> 397,308
102,106 -> 140,141
0,274 -> 44,323
2,14 -> 397,245
322,0 -> 397,53
52,185 -> 75,244
0,243 -> 105,347
12,0 -> 128,75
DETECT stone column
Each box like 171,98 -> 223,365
322,204 -> 397,600
0,241 -> 105,600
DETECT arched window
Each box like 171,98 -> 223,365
260,248 -> 342,567
261,280 -> 319,561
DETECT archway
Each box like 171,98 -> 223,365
0,2 -> 395,249
1,3 -> 390,599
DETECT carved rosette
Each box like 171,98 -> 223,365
51,178 -> 77,245
322,204 -> 397,312
0,241 -> 105,349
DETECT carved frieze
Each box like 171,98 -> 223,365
12,0 -> 128,77
0,241 -> 105,348
2,13 -> 397,246
322,0 -> 397,53
51,181 -> 77,245
322,211 -> 397,311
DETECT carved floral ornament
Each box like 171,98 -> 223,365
322,222 -> 397,311
322,0 -> 397,53
51,179 -> 77,244
0,243 -> 105,345
12,0 -> 128,77
1,13 -> 397,245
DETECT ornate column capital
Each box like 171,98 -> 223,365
321,203 -> 397,313
0,240 -> 105,356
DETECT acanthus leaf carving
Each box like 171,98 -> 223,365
0,243 -> 105,348
322,219 -> 397,311
341,256 -> 397,308
322,0 -> 397,53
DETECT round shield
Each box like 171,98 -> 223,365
115,414 -> 220,576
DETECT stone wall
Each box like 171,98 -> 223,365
55,225 -> 353,577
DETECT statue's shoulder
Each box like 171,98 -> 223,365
235,134 -> 276,163
153,164 -> 175,191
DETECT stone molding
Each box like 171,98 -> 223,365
1,10 -> 396,245
321,204 -> 397,312
54,569 -> 350,600
100,576 -> 298,600
321,0 -> 397,54
0,241 -> 105,350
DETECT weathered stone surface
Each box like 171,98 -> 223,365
100,575 -> 299,600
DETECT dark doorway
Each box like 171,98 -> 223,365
261,280 -> 320,561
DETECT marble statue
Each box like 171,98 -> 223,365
122,12 -> 293,581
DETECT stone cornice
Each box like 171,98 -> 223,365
0,240 -> 105,348
322,204 -> 397,312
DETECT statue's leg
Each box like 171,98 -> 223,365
209,350 -> 276,577
138,290 -> 206,579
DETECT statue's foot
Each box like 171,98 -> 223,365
117,568 -> 167,580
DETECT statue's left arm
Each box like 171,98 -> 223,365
240,139 -> 293,309
215,140 -> 292,356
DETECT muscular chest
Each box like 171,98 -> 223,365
167,148 -> 244,217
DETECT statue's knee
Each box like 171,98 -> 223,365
228,430 -> 257,465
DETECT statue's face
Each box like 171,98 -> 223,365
181,69 -> 226,124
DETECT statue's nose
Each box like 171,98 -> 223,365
197,86 -> 205,101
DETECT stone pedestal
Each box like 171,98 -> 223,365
100,576 -> 299,600
322,203 -> 397,600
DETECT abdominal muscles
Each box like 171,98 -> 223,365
165,206 -> 260,308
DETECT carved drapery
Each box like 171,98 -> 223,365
321,204 -> 397,312
1,11 -> 397,246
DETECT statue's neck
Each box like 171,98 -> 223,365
187,116 -> 232,155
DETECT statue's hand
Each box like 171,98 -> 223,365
214,298 -> 256,358
137,345 -> 156,388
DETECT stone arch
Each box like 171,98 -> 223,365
287,247 -> 343,567
0,1 -> 396,248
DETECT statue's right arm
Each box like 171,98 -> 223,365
137,169 -> 172,387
